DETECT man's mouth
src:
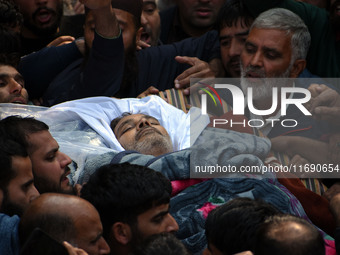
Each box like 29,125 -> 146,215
229,61 -> 240,71
60,169 -> 71,185
246,72 -> 263,78
136,127 -> 161,141
195,8 -> 212,18
141,31 -> 151,44
10,97 -> 27,104
34,8 -> 53,24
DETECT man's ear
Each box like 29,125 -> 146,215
111,222 -> 132,245
289,59 -> 306,78
136,27 -> 143,45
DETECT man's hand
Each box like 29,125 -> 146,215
307,84 -> 340,126
137,86 -> 159,98
174,56 -> 220,95
136,39 -> 151,51
63,241 -> 88,255
73,1 -> 85,14
47,36 -> 75,47
270,136 -> 291,155
80,0 -> 119,38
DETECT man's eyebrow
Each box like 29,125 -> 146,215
0,72 -> 23,80
245,40 -> 257,48
0,73 -> 10,80
262,46 -> 282,57
22,179 -> 34,189
45,147 -> 59,156
151,210 -> 169,220
219,35 -> 231,41
235,30 -> 249,37
115,118 -> 134,136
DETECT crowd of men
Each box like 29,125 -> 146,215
1,0 -> 340,254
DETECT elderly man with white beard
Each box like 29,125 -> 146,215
238,8 -> 331,140
234,8 -> 337,181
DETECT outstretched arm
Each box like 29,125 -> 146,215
80,0 -> 119,38
70,0 -> 124,101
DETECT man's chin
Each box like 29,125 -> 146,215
60,182 -> 76,195
61,185 -> 76,195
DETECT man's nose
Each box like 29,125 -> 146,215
98,237 -> 110,255
229,39 -> 243,58
9,79 -> 23,95
59,152 -> 72,168
137,118 -> 151,129
166,214 -> 179,233
249,51 -> 263,67
29,185 -> 40,203
141,13 -> 148,26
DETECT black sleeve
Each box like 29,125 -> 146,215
18,42 -> 82,99
72,32 -> 124,99
134,30 -> 220,96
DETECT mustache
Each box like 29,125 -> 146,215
142,26 -> 152,35
60,166 -> 71,182
135,126 -> 162,141
243,65 -> 266,78
228,56 -> 240,66
32,6 -> 56,19
194,3 -> 213,9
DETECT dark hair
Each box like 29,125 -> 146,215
133,233 -> 190,255
0,135 -> 28,190
0,26 -> 21,67
0,116 -> 49,151
205,197 -> 280,255
215,0 -> 254,31
254,214 -> 325,255
110,112 -> 132,134
81,163 -> 172,239
0,0 -> 23,29
19,213 -> 76,246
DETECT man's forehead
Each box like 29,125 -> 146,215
247,28 -> 291,46
119,114 -> 158,124
114,114 -> 157,133
0,65 -> 20,76
27,130 -> 58,151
